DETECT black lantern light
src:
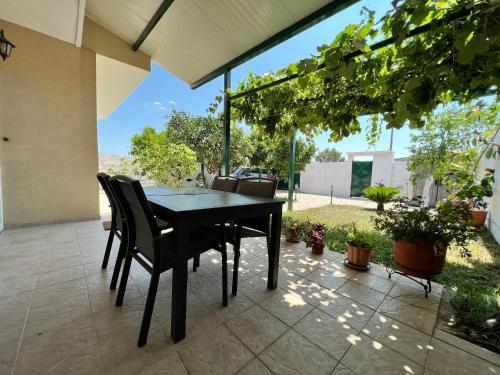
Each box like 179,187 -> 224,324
0,29 -> 15,61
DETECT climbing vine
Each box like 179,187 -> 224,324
226,0 -> 500,141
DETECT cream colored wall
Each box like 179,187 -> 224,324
0,19 -> 100,226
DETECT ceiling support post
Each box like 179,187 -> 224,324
288,130 -> 297,211
223,69 -> 231,176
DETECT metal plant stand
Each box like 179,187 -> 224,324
386,260 -> 432,298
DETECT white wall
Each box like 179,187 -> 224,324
478,131 -> 500,242
371,154 -> 394,186
300,161 -> 352,197
392,160 -> 412,196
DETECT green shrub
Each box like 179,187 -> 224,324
363,184 -> 400,211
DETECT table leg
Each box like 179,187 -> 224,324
268,210 -> 282,289
171,223 -> 188,342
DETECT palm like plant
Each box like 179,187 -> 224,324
363,184 -> 400,211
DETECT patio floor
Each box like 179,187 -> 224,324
0,221 -> 498,375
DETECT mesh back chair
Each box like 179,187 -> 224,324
211,176 -> 239,192
230,177 -> 278,295
97,173 -> 170,291
109,175 -> 228,347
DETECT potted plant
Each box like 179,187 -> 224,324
363,184 -> 400,211
282,216 -> 303,243
373,198 -> 475,278
455,170 -> 494,227
304,221 -> 326,255
345,223 -> 372,270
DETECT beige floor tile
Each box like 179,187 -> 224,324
36,264 -> 84,289
294,309 -> 361,360
0,273 -> 36,298
176,324 -> 254,375
208,293 -> 255,321
303,267 -> 349,290
39,254 -> 81,273
337,280 -> 386,310
377,297 -> 437,335
362,312 -> 432,365
259,330 -> 338,375
226,305 -> 288,355
280,254 -> 328,276
284,277 -> 336,306
389,281 -> 441,311
237,358 -> 273,375
426,338 -> 500,375
238,274 -> 284,303
320,260 -> 359,279
342,333 -> 424,375
332,364 -> 356,374
318,292 -> 375,331
350,272 -> 396,294
259,289 -> 314,326
137,351 -> 188,375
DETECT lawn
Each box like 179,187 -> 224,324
284,204 -> 500,353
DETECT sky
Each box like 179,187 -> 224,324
97,0 -> 413,159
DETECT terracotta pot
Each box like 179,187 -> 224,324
311,243 -> 324,255
346,242 -> 372,267
285,227 -> 301,243
471,209 -> 487,228
393,239 -> 447,278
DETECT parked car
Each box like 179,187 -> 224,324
231,167 -> 271,179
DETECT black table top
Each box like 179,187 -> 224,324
146,188 -> 283,216
144,187 -> 223,196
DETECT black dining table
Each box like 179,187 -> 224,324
144,187 -> 284,342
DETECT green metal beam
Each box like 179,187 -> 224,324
288,131 -> 297,212
133,0 -> 175,51
190,0 -> 361,89
223,70 -> 231,176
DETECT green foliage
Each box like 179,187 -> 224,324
316,147 -> 345,162
248,132 -> 316,180
106,156 -> 133,176
407,103 -> 499,182
164,110 -> 253,176
228,1 -> 499,141
372,198 -> 476,256
363,184 -> 400,211
304,221 -> 326,249
453,169 -> 495,209
346,223 -> 372,248
130,127 -> 197,187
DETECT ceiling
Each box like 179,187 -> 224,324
0,0 -> 85,46
84,0 -> 335,87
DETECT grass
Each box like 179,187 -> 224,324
285,204 -> 500,353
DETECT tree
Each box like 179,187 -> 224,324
407,103 -> 499,182
363,184 -> 400,211
106,156 -> 133,176
130,127 -> 197,187
316,148 -> 345,162
248,132 -> 316,181
164,110 -> 253,181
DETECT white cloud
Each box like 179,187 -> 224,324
153,101 -> 163,106
159,106 -> 167,110
168,100 -> 176,106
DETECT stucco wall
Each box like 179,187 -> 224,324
0,20 -> 99,226
478,131 -> 500,243
300,162 -> 352,197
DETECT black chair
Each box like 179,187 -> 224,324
229,177 -> 278,296
97,173 -> 169,290
211,176 -> 239,192
109,175 -> 228,347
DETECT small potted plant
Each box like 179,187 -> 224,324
345,223 -> 372,270
282,216 -> 303,243
456,170 -> 494,227
373,198 -> 475,278
363,184 -> 400,211
304,221 -> 326,255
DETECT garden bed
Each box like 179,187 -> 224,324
284,204 -> 500,353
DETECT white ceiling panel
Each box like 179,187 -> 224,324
85,0 -> 335,86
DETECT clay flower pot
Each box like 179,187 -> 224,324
285,227 -> 301,243
311,243 -> 324,255
471,209 -> 487,228
393,239 -> 447,278
346,242 -> 372,267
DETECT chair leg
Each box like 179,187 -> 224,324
101,231 -> 114,269
222,247 -> 228,306
115,248 -> 133,306
110,238 -> 126,290
138,270 -> 160,347
193,253 -> 200,272
232,225 -> 242,297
